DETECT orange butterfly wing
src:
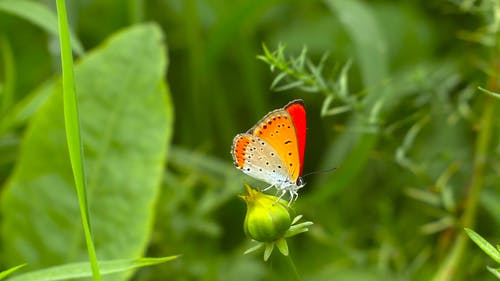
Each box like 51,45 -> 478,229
246,100 -> 305,181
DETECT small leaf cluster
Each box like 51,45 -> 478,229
257,43 -> 356,117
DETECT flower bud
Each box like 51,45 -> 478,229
240,185 -> 291,242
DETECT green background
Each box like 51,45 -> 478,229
0,0 -> 499,280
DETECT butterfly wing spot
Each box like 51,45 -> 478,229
232,134 -> 253,168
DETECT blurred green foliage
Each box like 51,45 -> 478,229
0,0 -> 499,280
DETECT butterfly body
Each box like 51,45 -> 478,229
231,100 -> 307,203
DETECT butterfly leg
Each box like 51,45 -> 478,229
275,188 -> 287,203
292,190 -> 299,204
262,184 -> 274,192
286,190 -> 295,206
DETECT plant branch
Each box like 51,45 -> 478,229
283,253 -> 302,281
431,94 -> 496,281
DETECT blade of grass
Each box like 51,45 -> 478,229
55,0 -> 101,280
9,257 -> 179,281
0,264 -> 25,280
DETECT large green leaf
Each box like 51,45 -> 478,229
0,23 -> 173,280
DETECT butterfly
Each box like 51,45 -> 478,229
231,99 -> 307,203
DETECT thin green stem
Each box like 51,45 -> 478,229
55,0 -> 101,280
431,96 -> 495,281
127,0 -> 143,24
283,254 -> 302,281
0,264 -> 25,280
0,34 -> 15,116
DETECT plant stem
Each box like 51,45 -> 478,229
0,34 -> 15,116
283,253 -> 302,281
55,0 -> 102,280
127,0 -> 143,24
431,95 -> 495,281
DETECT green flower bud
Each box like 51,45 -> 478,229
240,184 -> 291,242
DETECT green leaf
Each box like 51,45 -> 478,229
9,257 -> 178,281
285,221 -> 313,238
465,228 -> 500,263
0,0 -> 84,55
478,86 -> 500,99
291,215 -> 303,225
263,243 -> 274,261
275,238 -> 289,256
0,23 -> 173,281
0,264 -> 25,280
269,72 -> 288,90
243,243 -> 263,255
487,266 -> 500,279
274,80 -> 305,92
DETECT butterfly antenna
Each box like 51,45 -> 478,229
302,167 -> 337,178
